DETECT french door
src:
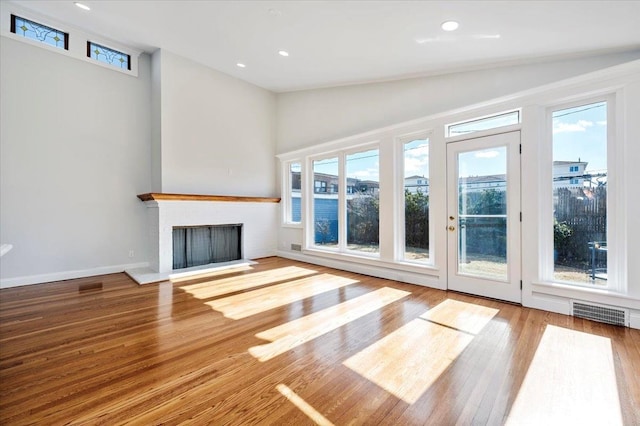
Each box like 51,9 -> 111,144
446,131 -> 521,303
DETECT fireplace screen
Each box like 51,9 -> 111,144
172,224 -> 242,269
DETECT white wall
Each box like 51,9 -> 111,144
623,81 -> 640,299
0,36 -> 152,286
157,50 -> 277,197
277,50 -> 640,153
0,42 -> 278,287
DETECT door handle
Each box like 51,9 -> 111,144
448,226 -> 455,231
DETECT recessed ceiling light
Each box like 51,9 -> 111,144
236,63 -> 246,68
441,20 -> 459,31
278,50 -> 289,57
74,2 -> 90,11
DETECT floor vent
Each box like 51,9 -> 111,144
78,282 -> 103,292
571,300 -> 628,327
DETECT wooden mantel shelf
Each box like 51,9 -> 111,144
137,193 -> 281,203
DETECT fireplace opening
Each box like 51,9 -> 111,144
172,224 -> 242,270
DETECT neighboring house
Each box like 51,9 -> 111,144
293,161 -> 597,225
458,174 -> 507,193
291,170 -> 301,192
353,180 -> 379,196
297,171 -> 380,196
553,160 -> 589,188
455,161 -> 595,193
302,161 -> 594,198
404,175 -> 429,194
313,172 -> 339,194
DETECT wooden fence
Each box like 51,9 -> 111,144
555,187 -> 607,269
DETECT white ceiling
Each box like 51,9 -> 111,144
9,0 -> 640,92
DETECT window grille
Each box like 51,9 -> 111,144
11,14 -> 68,50
87,41 -> 131,70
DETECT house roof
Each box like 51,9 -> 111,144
553,161 -> 588,166
460,175 -> 506,184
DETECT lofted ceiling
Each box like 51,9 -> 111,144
8,0 -> 640,92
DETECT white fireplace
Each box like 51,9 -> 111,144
129,194 -> 279,284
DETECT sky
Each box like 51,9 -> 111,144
457,101 -> 607,177
404,139 -> 429,179
552,101 -> 607,172
311,101 -> 607,181
313,142 -> 428,182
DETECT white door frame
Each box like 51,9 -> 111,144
446,131 -> 522,303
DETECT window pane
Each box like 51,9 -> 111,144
403,139 -> 430,262
87,42 -> 131,70
289,162 -> 301,223
346,149 -> 379,254
552,101 -> 607,285
447,110 -> 520,137
313,158 -> 339,247
11,15 -> 67,50
458,147 -> 508,281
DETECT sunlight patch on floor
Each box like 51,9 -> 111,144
343,299 -> 498,404
506,324 -> 622,425
206,273 -> 358,320
249,287 -> 410,362
419,299 -> 500,334
179,266 -> 318,299
277,384 -> 334,426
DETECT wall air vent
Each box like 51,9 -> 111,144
571,300 -> 628,327
290,243 -> 302,252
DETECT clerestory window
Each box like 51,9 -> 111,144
87,41 -> 131,70
10,14 -> 68,50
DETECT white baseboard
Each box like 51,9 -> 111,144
276,250 -> 445,290
525,291 -> 572,316
0,262 -> 150,289
630,312 -> 640,329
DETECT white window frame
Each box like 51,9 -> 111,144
396,130 -> 434,265
343,144 -> 381,258
445,109 -> 521,138
281,160 -> 302,227
307,153 -> 342,252
540,93 -> 622,292
306,143 -> 381,258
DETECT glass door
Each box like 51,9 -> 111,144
446,131 -> 521,303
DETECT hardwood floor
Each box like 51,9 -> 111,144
1,257 -> 638,425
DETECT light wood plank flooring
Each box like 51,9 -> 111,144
1,257 -> 638,425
